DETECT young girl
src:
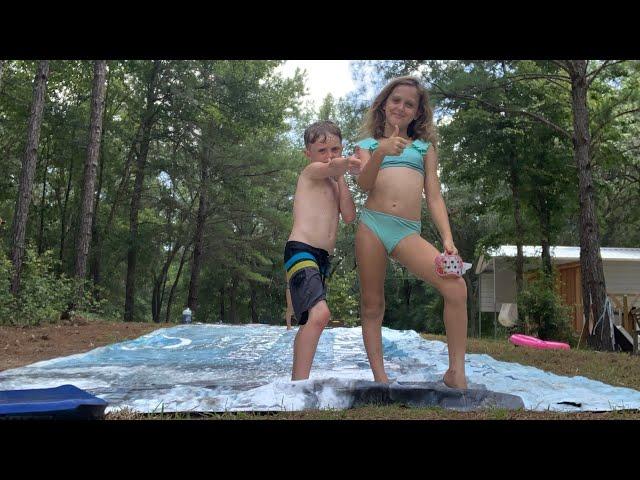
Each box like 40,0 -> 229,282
354,76 -> 468,389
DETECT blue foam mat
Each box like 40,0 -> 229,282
0,384 -> 107,418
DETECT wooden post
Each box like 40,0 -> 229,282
634,314 -> 638,355
493,258 -> 497,338
478,273 -> 482,339
622,295 -> 629,333
633,308 -> 639,355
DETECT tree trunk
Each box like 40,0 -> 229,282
151,273 -> 161,324
89,156 -> 104,291
509,159 -> 525,296
74,60 -> 107,287
59,153 -> 74,265
187,123 -> 214,312
536,192 -> 553,279
92,124 -> 140,289
152,238 -> 179,324
152,242 -> 180,323
123,142 -> 147,322
568,61 -> 611,350
219,287 -> 225,323
402,278 -> 412,307
250,284 -> 258,323
165,242 -> 192,323
124,60 -> 161,322
89,88 -> 108,295
37,143 -> 49,256
187,187 -> 207,311
500,66 -> 526,298
159,269 -> 170,321
229,276 -> 238,323
10,60 -> 49,295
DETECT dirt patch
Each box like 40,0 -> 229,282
0,319 -> 163,371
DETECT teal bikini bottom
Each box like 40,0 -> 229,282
359,207 -> 421,255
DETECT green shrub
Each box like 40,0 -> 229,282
12,249 -> 76,325
0,248 -> 111,326
517,275 -> 574,343
327,267 -> 359,326
0,251 -> 14,322
423,295 -> 446,335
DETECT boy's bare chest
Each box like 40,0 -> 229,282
298,177 -> 338,202
315,179 -> 338,203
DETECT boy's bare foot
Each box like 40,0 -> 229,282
443,369 -> 467,389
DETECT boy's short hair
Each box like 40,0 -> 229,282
303,120 -> 342,148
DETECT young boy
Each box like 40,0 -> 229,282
285,120 -> 360,380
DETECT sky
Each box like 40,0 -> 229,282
276,60 -> 356,108
275,60 -> 448,131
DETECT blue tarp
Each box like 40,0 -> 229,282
1,324 -> 639,413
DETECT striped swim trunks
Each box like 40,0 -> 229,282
283,240 -> 331,325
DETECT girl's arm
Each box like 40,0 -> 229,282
424,146 -> 458,255
354,146 -> 383,192
336,175 -> 356,224
356,129 -> 410,191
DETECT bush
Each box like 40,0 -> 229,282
327,267 -> 359,326
0,248 -> 106,326
0,251 -> 13,322
517,275 -> 574,343
423,295 -> 446,335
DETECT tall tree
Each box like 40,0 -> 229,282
390,59 -> 635,350
318,93 -> 337,121
10,60 -> 50,294
74,60 -> 107,287
182,61 -> 304,321
187,121 -> 213,312
564,61 -> 608,348
124,60 -> 162,321
165,242 -> 192,323
88,61 -> 116,294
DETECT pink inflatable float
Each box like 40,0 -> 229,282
509,334 -> 570,350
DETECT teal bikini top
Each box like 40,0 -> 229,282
356,137 -> 431,175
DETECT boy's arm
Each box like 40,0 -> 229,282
303,157 -> 351,180
336,175 -> 357,224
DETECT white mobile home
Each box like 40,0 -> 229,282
475,245 -> 640,332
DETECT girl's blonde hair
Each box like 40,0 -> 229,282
358,76 -> 438,147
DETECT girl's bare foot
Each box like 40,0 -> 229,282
443,369 -> 467,389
